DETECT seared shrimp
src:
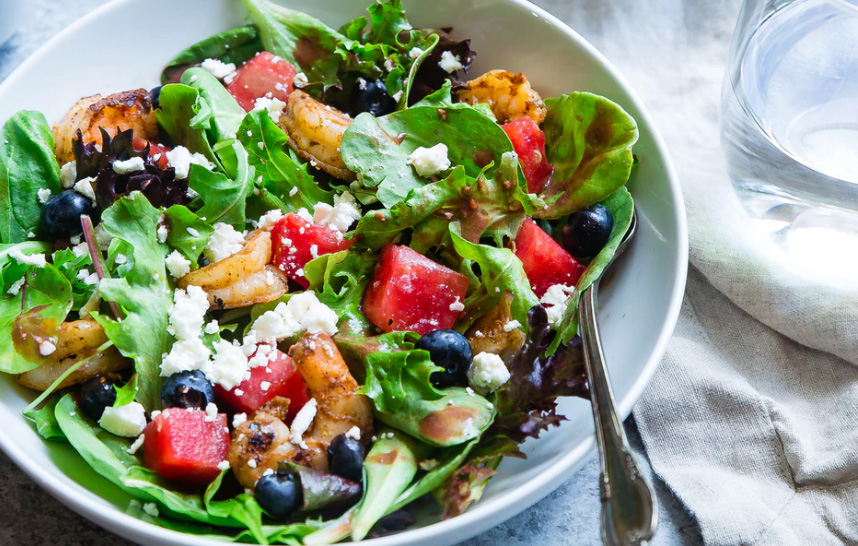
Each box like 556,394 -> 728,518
228,333 -> 373,490
456,70 -> 547,125
466,292 -> 526,364
52,89 -> 158,164
278,90 -> 355,181
16,320 -> 128,391
179,230 -> 286,310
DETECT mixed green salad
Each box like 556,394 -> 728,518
0,0 -> 638,542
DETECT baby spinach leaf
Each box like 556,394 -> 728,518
304,250 -> 375,336
189,141 -> 255,228
156,84 -> 221,168
23,396 -> 67,442
0,111 -> 62,244
182,68 -> 246,142
164,205 -> 213,264
536,93 -> 637,219
162,25 -> 262,84
91,192 -> 171,411
548,186 -> 634,352
238,110 -> 334,211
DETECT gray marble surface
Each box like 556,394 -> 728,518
0,1 -> 701,544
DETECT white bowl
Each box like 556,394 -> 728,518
0,0 -> 688,544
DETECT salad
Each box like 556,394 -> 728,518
0,0 -> 638,542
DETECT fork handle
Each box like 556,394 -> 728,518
579,284 -> 658,546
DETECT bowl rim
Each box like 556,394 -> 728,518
0,0 -> 688,544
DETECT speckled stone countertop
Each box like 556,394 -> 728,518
0,1 -> 701,544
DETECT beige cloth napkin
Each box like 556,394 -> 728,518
534,0 -> 858,543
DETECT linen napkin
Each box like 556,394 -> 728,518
533,0 -> 858,543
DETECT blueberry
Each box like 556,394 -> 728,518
40,190 -> 94,240
562,204 -> 614,261
327,434 -> 364,482
349,79 -> 397,118
416,329 -> 472,389
160,370 -> 214,410
79,375 -> 117,421
150,86 -> 162,110
255,472 -> 302,517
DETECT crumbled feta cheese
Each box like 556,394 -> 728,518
9,248 -> 46,268
200,57 -> 237,79
37,188 -> 52,204
296,207 -> 314,223
204,402 -> 218,422
27,231 -> 35,239
39,340 -> 56,356
257,209 -> 283,231
384,57 -> 397,72
392,89 -> 403,102
234,388 -> 245,397
287,291 -> 339,335
166,285 -> 209,340
127,434 -> 145,455
407,144 -> 451,177
115,253 -> 127,265
232,413 -> 247,428
165,250 -> 191,279
73,176 -> 97,202
312,192 -> 362,232
76,268 -> 92,282
247,343 -> 275,368
156,223 -> 169,244
94,223 -> 113,250
259,381 -> 271,392
289,186 -> 298,197
409,47 -> 423,59
112,157 -> 145,175
539,284 -> 576,326
205,223 -> 245,263
203,340 -> 250,390
7,277 -> 25,296
449,296 -> 465,312
467,352 -> 510,394
503,319 -> 522,332
293,72 -> 309,88
289,398 -> 317,449
247,458 -> 257,468
419,459 -> 440,471
166,146 -> 216,179
99,402 -> 147,437
263,468 -> 275,476
249,305 -> 301,344
217,460 -> 231,471
345,426 -> 361,441
60,161 -> 77,188
71,242 -> 89,257
142,502 -> 159,518
204,321 -> 219,335
438,50 -> 464,73
252,96 -> 287,123
187,227 -> 200,237
160,338 -> 211,376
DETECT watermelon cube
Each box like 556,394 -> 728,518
502,117 -> 554,194
226,51 -> 297,112
142,408 -> 230,485
513,219 -> 586,297
271,213 -> 354,289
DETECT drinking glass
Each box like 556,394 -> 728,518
721,0 -> 858,279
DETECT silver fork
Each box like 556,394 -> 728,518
577,210 -> 658,545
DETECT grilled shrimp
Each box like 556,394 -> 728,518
456,70 -> 547,125
207,266 -> 288,310
228,333 -> 373,490
466,292 -> 526,363
52,89 -> 158,164
16,320 -> 128,391
278,90 -> 355,181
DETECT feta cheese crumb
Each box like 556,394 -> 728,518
290,398 -> 317,449
438,50 -> 464,73
293,72 -> 309,88
204,402 -> 218,422
312,191 -> 362,232
409,47 -> 423,59
203,340 -> 251,390
200,57 -> 237,79
449,296 -> 465,312
60,161 -> 77,188
384,57 -> 397,72
165,250 -> 191,279
115,253 -> 127,265
127,434 -> 145,455
166,146 -> 216,179
419,459 -> 440,471
112,157 -> 145,175
345,426 -> 361,441
156,223 -> 169,244
259,381 -> 271,392
73,176 -> 97,202
205,223 -> 245,263
187,227 -> 200,237
204,321 -> 219,335
39,340 -> 56,356
99,402 -> 147,437
392,89 -> 404,102
407,144 -> 451,177
142,502 -> 159,518
539,284 -> 576,326
247,459 -> 258,469
253,96 -> 287,123
503,319 -> 522,332
160,338 -> 211,377
7,277 -> 25,296
217,460 -> 231,471
166,285 -> 209,341
289,186 -> 298,197
9,248 -> 46,268
37,188 -> 52,204
232,413 -> 247,428
467,352 -> 510,394
257,209 -> 283,231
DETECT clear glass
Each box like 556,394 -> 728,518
721,0 -> 858,279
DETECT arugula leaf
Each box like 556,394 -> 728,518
238,110 -> 334,211
0,243 -> 72,374
164,205 -> 213,264
548,186 -> 634,352
23,396 -> 67,442
188,141 -> 255,228
156,84 -> 221,168
449,223 -> 539,330
162,25 -> 262,84
50,247 -> 95,311
181,68 -> 246,142
536,92 -> 638,219
303,250 -> 375,336
359,337 -> 495,447
91,192 -> 171,411
113,375 -> 138,407
0,111 -> 62,243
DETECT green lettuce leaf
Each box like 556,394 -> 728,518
50,247 -> 95,311
91,192 -> 171,411
162,25 -> 262,84
23,396 -> 67,442
188,141 -> 255,228
164,205 -> 213,264
303,250 -> 375,336
181,68 -> 247,143
0,111 -> 62,244
536,92 -> 638,219
156,84 -> 221,168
